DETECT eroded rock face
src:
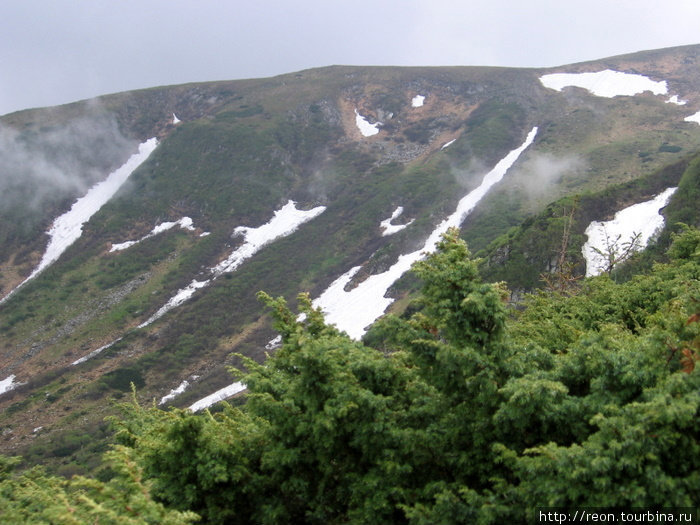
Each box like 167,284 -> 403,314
337,82 -> 477,165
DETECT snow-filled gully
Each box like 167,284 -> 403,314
1,138 -> 158,304
313,127 -> 538,340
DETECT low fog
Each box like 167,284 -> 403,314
0,108 -> 137,214
511,152 -> 585,200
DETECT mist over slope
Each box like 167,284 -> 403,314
1,44 -> 700,472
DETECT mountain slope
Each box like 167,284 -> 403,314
1,44 -> 700,473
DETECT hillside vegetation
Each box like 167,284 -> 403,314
1,44 -> 700,476
1,227 -> 698,523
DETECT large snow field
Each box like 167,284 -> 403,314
582,187 -> 677,277
313,127 -> 538,339
539,70 -> 668,98
540,70 -> 700,127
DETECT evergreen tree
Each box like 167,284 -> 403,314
3,226 -> 698,523
0,449 -> 198,524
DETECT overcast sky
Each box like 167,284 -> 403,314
1,0 -> 699,116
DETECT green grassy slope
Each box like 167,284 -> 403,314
1,45 -> 700,474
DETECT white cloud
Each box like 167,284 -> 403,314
1,1 -> 698,115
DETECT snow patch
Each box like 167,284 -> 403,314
159,381 -> 190,405
140,201 -> 326,326
71,338 -> 122,365
211,201 -> 326,275
189,381 -> 246,412
380,206 -> 414,236
1,138 -> 158,303
172,113 -> 181,124
313,127 -> 538,339
265,335 -> 282,350
110,217 -> 196,252
355,109 -> 381,137
540,70 -> 668,98
582,187 -> 677,277
411,95 -> 425,108
441,139 -> 456,150
159,376 -> 199,405
666,95 -> 687,105
139,279 -> 210,327
0,375 -> 21,395
684,110 -> 700,125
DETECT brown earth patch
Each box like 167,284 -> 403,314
338,86 -> 478,164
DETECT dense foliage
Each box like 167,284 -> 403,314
2,227 -> 698,523
0,449 -> 197,524
476,153 -> 696,289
